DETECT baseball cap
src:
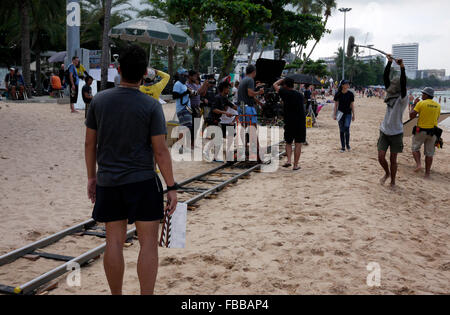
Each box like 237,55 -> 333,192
9,67 -> 15,71
421,87 -> 434,98
340,79 -> 350,85
144,68 -> 156,81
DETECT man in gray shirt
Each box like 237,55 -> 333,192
85,45 -> 178,295
378,55 -> 407,188
237,64 -> 264,108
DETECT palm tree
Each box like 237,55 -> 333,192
299,0 -> 337,73
100,0 -> 113,90
81,0 -> 133,50
30,0 -> 65,94
293,0 -> 323,61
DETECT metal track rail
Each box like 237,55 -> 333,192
0,143 -> 285,295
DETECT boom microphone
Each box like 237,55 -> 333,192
346,36 -> 393,58
347,36 -> 355,57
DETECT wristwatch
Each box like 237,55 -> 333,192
167,183 -> 179,191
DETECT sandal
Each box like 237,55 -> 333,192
293,166 -> 301,171
282,163 -> 292,168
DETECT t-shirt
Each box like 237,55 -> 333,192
278,88 -> 306,128
173,81 -> 191,113
85,87 -> 167,187
68,64 -> 79,86
51,75 -> 62,90
334,91 -> 355,115
139,70 -> 170,101
76,64 -> 87,78
414,99 -> 441,129
304,90 -> 312,104
82,84 -> 92,104
4,73 -> 18,86
380,96 -> 408,136
238,76 -> 255,107
209,94 -> 230,124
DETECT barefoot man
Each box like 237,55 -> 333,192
378,55 -> 408,187
274,77 -> 306,171
85,45 -> 178,295
409,87 -> 441,178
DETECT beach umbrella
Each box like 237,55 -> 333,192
286,73 -> 322,85
109,18 -> 194,49
48,51 -> 66,63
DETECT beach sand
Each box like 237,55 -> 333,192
0,95 -> 449,295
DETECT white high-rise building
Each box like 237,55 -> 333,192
392,43 -> 419,79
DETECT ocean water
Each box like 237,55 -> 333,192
409,89 -> 450,130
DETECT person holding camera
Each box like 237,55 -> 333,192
173,69 -> 194,148
237,65 -> 264,125
273,77 -> 305,171
201,74 -> 218,126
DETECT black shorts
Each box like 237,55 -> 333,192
70,85 -> 79,104
92,177 -> 164,224
284,126 -> 306,144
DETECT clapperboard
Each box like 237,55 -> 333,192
159,203 -> 187,248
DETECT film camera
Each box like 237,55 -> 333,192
254,59 -> 286,120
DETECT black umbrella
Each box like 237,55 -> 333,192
286,73 -> 321,85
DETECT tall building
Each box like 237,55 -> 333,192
392,43 -> 419,79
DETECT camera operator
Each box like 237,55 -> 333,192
237,65 -> 264,125
273,77 -> 306,171
187,70 -> 208,118
201,74 -> 218,126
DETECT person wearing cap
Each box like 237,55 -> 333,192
410,87 -> 441,178
4,67 -> 24,100
333,79 -> 355,152
173,68 -> 194,149
378,55 -> 407,187
139,68 -> 170,102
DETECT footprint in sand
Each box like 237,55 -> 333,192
330,170 -> 347,177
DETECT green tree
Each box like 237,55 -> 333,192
30,0 -> 65,94
204,0 -> 271,78
298,0 -> 336,72
166,0 -> 209,72
271,9 -> 325,60
81,0 -> 133,50
100,0 -> 113,90
286,59 -> 330,78
138,0 -> 176,75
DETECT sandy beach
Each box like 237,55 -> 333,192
0,95 -> 449,295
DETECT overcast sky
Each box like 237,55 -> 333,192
307,0 -> 450,74
128,0 -> 450,74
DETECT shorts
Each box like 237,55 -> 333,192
92,177 -> 164,224
412,131 -> 437,157
177,108 -> 193,128
377,131 -> 404,153
284,125 -> 306,144
70,84 -> 79,104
